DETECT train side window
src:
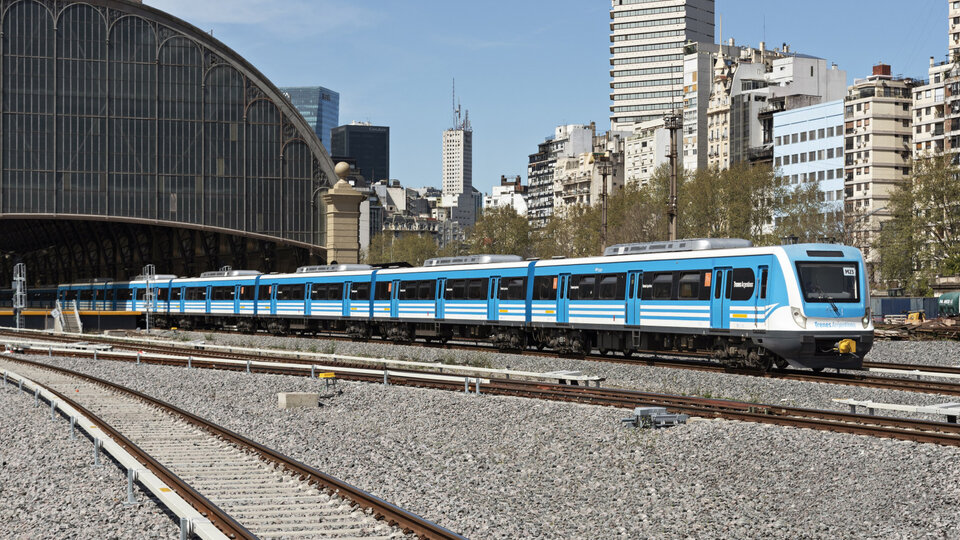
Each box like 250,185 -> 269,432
532,276 -> 557,301
578,275 -> 598,300
445,279 -> 466,300
278,284 -> 305,301
258,285 -> 272,301
651,273 -> 672,300
499,277 -> 527,300
567,275 -> 581,300
328,283 -> 344,300
418,280 -> 436,300
598,274 -> 625,300
185,287 -> 205,301
211,286 -> 233,301
310,283 -> 327,301
239,286 -> 254,301
170,288 -> 182,301
399,281 -> 414,300
730,268 -> 756,301
714,271 -> 723,299
374,282 -> 392,300
134,288 -> 145,301
350,283 -> 371,301
677,272 -> 700,300
759,268 -> 769,299
699,272 -> 712,300
468,279 -> 488,300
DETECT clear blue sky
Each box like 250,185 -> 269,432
146,0 -> 946,196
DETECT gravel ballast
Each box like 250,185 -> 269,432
160,331 -> 960,420
0,378 -> 179,539
2,338 -> 959,539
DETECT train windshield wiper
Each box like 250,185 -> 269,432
820,293 -> 840,315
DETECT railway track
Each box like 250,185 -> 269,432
0,355 -> 463,540
4,327 -> 960,398
4,333 -> 960,448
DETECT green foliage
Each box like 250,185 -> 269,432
363,233 -> 439,267
876,153 -> 960,294
467,206 -> 534,258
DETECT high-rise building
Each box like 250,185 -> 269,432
609,0 -> 715,131
525,124 -> 595,229
439,104 -> 475,226
280,86 -> 339,149
913,57 -> 950,160
951,0 -> 960,61
844,64 -> 917,282
331,122 -> 390,184
772,100 -> 845,227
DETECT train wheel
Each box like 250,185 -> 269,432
622,349 -> 634,358
774,357 -> 789,370
598,347 -> 609,356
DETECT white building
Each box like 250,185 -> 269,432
609,0 -> 714,132
439,103 -> 475,226
483,176 -> 527,216
624,118 -> 673,185
526,123 -> 595,228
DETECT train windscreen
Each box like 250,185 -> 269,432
796,262 -> 859,303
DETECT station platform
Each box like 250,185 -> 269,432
0,310 -> 141,331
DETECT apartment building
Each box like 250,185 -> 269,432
843,64 -> 917,277
609,0 -> 714,131
525,124 -> 595,228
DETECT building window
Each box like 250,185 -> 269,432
800,132 -> 807,142
775,136 -> 782,145
818,128 -> 825,139
791,133 -> 798,144
827,127 -> 834,137
827,148 -> 834,159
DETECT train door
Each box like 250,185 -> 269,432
488,276 -> 500,321
626,271 -> 642,325
342,282 -> 352,317
557,273 -> 571,324
204,286 -> 212,314
304,282 -> 314,317
390,280 -> 400,318
755,265 -> 769,329
436,279 -> 445,319
711,266 -> 731,329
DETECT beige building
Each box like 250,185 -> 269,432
843,64 -> 917,280
553,133 -> 625,214
912,58 -> 950,159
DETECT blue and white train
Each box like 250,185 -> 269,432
57,239 -> 874,371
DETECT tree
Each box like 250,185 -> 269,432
466,206 -> 534,257
362,233 -> 438,267
876,153 -> 960,294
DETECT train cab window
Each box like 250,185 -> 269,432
211,286 -> 234,301
258,285 -> 272,301
239,286 -> 255,301
730,268 -> 756,301
375,282 -> 392,300
467,279 -> 488,300
677,272 -> 700,300
499,277 -> 527,301
277,284 -> 305,301
185,287 -> 206,301
643,273 -> 672,300
598,274 -> 626,300
759,268 -> 769,299
350,283 -> 371,301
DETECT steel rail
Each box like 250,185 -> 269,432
12,345 -> 960,448
2,355 -> 465,540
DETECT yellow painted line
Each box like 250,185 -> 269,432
499,309 -> 508,313
731,314 -> 748,319
159,488 -> 172,493
351,307 -> 358,311
317,372 -> 336,379
545,310 -> 555,314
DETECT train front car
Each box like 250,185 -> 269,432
763,244 -> 873,370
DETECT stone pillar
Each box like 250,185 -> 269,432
322,162 -> 366,264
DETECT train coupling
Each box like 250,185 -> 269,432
834,339 -> 857,354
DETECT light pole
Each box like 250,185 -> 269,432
590,152 -> 613,249
664,112 -> 683,241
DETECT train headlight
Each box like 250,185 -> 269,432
862,307 -> 871,329
791,307 -> 806,329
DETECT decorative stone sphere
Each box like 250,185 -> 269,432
334,162 -> 351,180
